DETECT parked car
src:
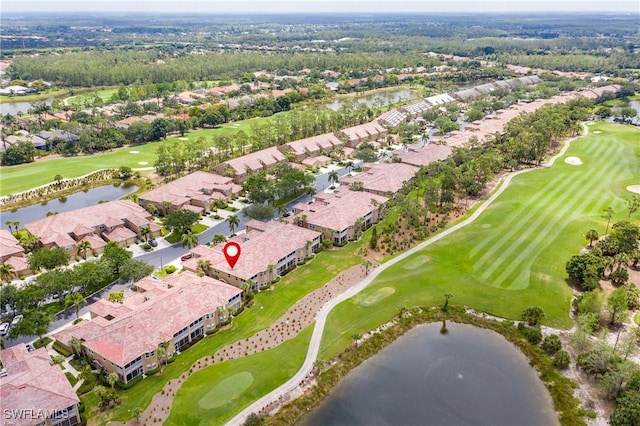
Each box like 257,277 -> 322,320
148,239 -> 158,247
180,253 -> 192,261
0,322 -> 9,335
25,344 -> 35,352
10,315 -> 23,326
283,211 -> 292,217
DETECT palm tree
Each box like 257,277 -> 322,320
328,170 -> 339,188
65,292 -> 87,320
627,195 -> 640,219
354,217 -> 365,238
77,240 -> 92,260
421,131 -> 429,147
363,259 -> 372,275
145,203 -> 158,217
156,342 -> 169,375
351,333 -> 362,348
106,372 -> 119,389
313,359 -> 324,376
140,226 -> 152,242
197,259 -> 211,275
54,174 -> 63,186
70,337 -> 83,357
443,292 -> 454,312
181,231 -> 199,249
226,215 -> 240,235
603,206 -> 615,236
161,201 -> 173,216
585,229 -> 599,247
0,262 -> 16,283
266,264 -> 275,284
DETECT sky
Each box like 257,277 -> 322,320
3,0 -> 639,14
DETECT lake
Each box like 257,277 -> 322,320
300,323 -> 559,426
0,98 -> 57,116
1,183 -> 138,229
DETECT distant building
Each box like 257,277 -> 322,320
139,171 -> 242,215
0,229 -> 31,278
0,85 -> 36,96
214,147 -> 287,184
338,121 -> 388,147
278,133 -> 343,162
0,345 -> 81,426
53,271 -> 241,384
340,163 -> 418,196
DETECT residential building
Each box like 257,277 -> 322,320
0,229 -> 31,278
214,147 -> 287,183
338,121 -> 388,147
139,171 -> 242,215
376,109 -> 407,127
340,163 -> 418,196
291,190 -> 388,245
392,144 -> 454,167
401,100 -> 432,117
0,345 -> 81,426
278,133 -> 343,162
24,200 -> 161,255
53,271 -> 241,384
183,220 -> 321,289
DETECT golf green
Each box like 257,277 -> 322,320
319,122 -> 639,358
198,372 -> 254,409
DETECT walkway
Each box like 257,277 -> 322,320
226,124 -> 588,425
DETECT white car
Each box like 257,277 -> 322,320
10,315 -> 23,326
0,322 -> 9,336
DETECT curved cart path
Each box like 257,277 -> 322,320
227,124 -> 587,425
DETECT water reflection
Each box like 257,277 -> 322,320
301,323 -> 558,426
2,183 -> 138,229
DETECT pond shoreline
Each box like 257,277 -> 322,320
265,307 -> 584,426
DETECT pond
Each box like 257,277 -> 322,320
300,323 -> 559,426
1,183 -> 138,230
324,88 -> 416,111
0,98 -> 57,116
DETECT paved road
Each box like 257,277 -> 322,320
136,163 -> 359,268
2,163 -> 360,347
226,127 -> 586,425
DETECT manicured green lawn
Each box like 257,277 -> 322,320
65,87 -> 118,105
318,122 -> 640,359
0,142 -> 161,195
165,326 -> 312,426
1,114 -> 290,196
101,244 -> 362,422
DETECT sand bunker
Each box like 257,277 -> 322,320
627,185 -> 640,194
129,150 -> 140,154
565,156 -> 582,166
138,161 -> 149,166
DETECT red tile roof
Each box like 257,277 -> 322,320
25,200 -> 153,248
140,171 -> 241,206
53,271 -> 241,367
0,346 -> 79,426
340,163 -> 418,194
292,190 -> 388,233
0,229 -> 24,260
183,220 -> 321,281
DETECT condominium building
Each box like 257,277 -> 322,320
183,220 -> 322,289
0,345 -> 81,426
53,271 -> 241,384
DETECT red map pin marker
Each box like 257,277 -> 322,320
223,242 -> 241,268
